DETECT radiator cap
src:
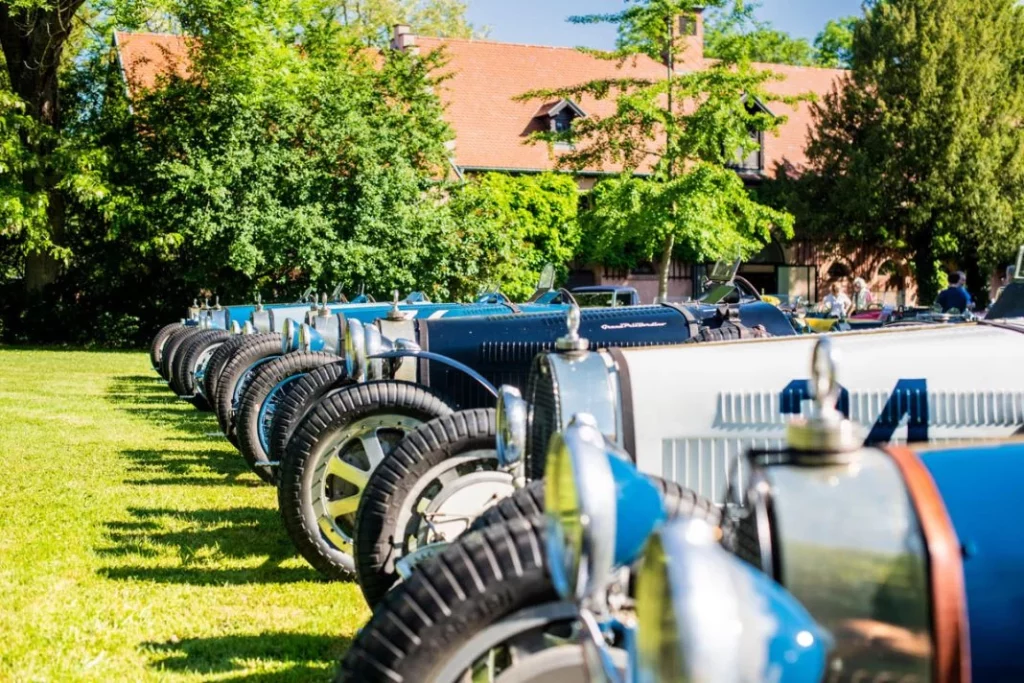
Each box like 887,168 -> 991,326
786,337 -> 862,458
555,304 -> 589,352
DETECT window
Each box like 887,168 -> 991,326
727,97 -> 770,174
678,15 -> 698,36
730,129 -> 764,172
553,109 -> 575,133
537,99 -> 586,136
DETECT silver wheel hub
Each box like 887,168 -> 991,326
313,414 -> 424,553
192,343 -> 222,397
392,451 -> 515,568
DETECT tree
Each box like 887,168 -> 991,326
813,16 -> 858,68
0,0 -> 478,297
444,173 -> 581,301
523,0 -> 797,300
333,0 -> 481,44
705,3 -> 816,66
0,0 -> 88,290
798,0 -> 1024,303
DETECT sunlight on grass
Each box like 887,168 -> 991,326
0,348 -> 368,681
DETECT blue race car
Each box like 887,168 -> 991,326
273,301 -> 793,581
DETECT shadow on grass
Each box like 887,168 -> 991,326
106,374 -> 220,437
98,506 -> 320,585
120,446 -> 257,487
143,632 -> 350,682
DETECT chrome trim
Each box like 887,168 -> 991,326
545,414 -> 617,604
251,309 -> 271,333
311,313 -> 344,355
345,318 -> 366,381
496,386 -> 528,473
544,350 -> 622,447
282,319 -> 298,354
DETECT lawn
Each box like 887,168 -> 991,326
0,348 -> 368,682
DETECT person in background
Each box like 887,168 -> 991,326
937,271 -> 972,313
995,265 -> 1016,302
851,277 -> 873,312
820,282 -> 853,318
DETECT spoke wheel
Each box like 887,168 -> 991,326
257,375 -> 302,453
397,452 -> 513,555
433,603 -> 584,683
314,414 -> 424,554
192,343 -> 222,398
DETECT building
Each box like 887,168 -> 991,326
114,18 -> 915,305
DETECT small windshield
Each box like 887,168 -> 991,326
572,292 -> 632,308
698,284 -> 739,305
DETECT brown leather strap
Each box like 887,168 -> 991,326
886,446 -> 971,683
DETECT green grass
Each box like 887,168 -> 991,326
0,348 -> 368,682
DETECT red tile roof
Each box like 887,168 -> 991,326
114,32 -> 191,96
417,35 -> 846,175
113,31 -> 846,176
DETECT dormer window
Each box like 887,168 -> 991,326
535,99 -> 587,135
728,95 -> 771,174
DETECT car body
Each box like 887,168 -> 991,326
523,315 -> 1024,501
338,301 -> 796,411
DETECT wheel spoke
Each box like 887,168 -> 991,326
325,495 -> 360,518
326,456 -> 369,488
437,468 -> 459,485
360,431 -> 387,467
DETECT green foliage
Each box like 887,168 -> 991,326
1,0 -> 499,345
791,0 -> 1024,302
582,165 -> 792,269
323,0 -> 481,44
526,0 -> 798,298
445,173 -> 581,301
813,16 -> 858,68
705,2 -> 816,66
706,4 -> 859,69
0,88 -> 47,251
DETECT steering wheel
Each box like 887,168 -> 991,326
732,275 -> 763,302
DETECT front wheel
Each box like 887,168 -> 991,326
354,408 -> 509,608
235,351 -> 339,484
338,516 -> 612,683
278,381 -> 453,580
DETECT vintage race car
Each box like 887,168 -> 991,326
272,301 -> 794,581
347,274 -> 1024,607
337,413 -> 831,682
340,339 -> 1024,682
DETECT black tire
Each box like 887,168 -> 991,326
337,516 -> 560,682
213,334 -> 284,445
159,326 -> 201,382
170,328 -> 230,398
469,477 -> 729,537
267,361 -> 351,465
467,479 -> 546,534
203,334 -> 255,410
150,322 -> 183,373
278,381 -> 453,580
355,408 -> 499,608
235,351 -> 339,484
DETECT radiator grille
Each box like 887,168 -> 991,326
526,356 -> 560,480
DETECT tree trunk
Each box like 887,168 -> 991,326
911,232 -> 939,306
0,0 -> 84,291
656,233 -> 675,302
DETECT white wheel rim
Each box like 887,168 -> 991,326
312,414 -> 425,553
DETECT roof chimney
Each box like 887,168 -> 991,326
392,24 -> 419,54
678,8 -> 704,65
